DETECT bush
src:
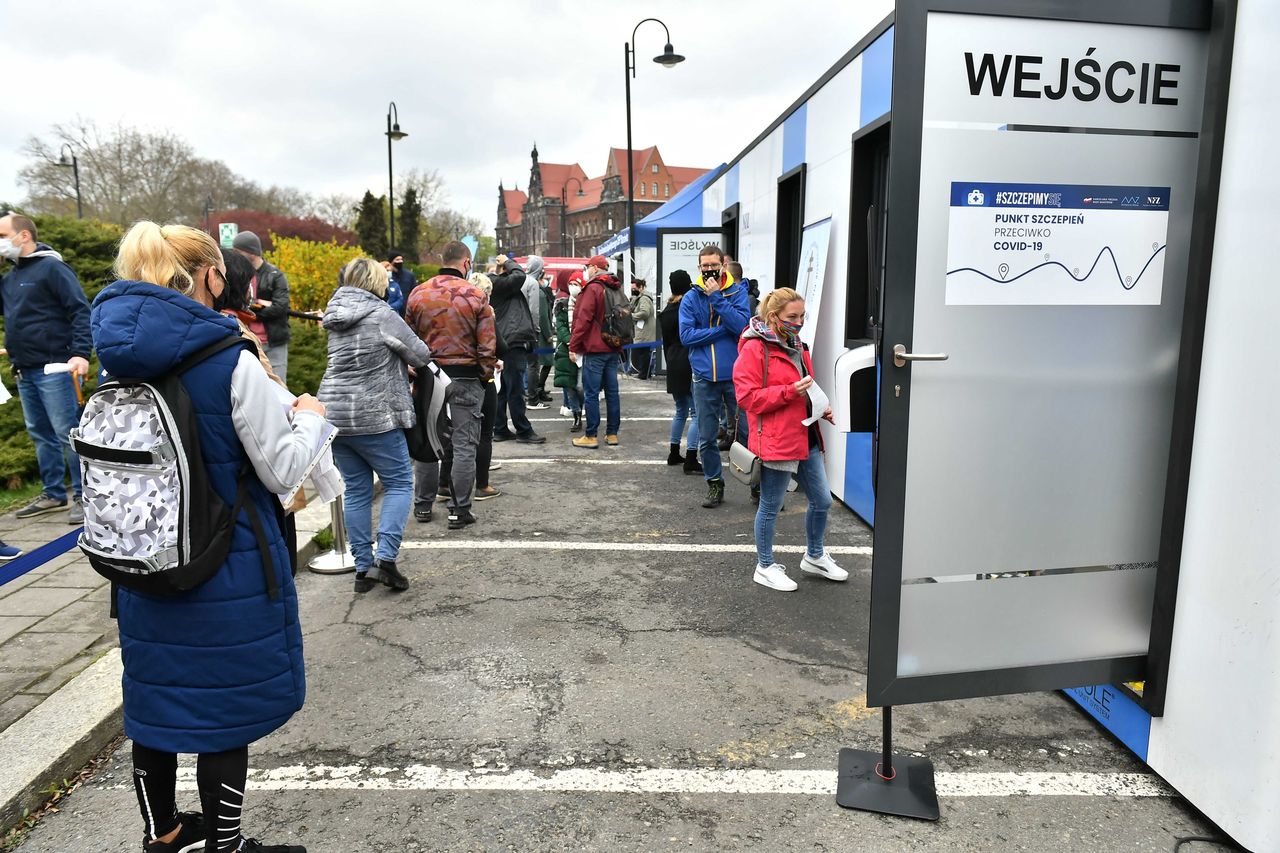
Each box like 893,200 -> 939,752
285,318 -> 327,397
409,263 -> 440,283
265,235 -> 359,313
210,210 -> 358,252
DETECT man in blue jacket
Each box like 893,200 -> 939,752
0,213 -> 91,524
679,244 -> 751,509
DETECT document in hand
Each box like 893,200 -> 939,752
279,405 -> 339,507
801,381 -> 830,427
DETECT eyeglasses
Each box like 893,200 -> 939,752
699,264 -> 722,271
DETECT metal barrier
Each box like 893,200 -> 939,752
307,495 -> 356,574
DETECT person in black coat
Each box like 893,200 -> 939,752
659,269 -> 701,474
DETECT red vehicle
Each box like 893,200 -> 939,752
512,256 -> 592,291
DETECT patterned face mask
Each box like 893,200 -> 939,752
781,319 -> 803,336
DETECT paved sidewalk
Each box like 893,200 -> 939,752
0,496 -> 333,738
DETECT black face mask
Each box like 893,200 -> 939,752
392,261 -> 404,271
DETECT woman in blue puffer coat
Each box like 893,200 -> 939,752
93,222 -> 318,853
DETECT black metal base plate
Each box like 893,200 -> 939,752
836,747 -> 940,821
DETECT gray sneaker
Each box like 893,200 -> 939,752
15,494 -> 67,519
68,502 -> 85,526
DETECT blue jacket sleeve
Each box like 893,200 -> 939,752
55,264 -> 93,359
709,285 -> 751,337
678,294 -> 729,347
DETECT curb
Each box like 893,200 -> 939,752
0,649 -> 123,831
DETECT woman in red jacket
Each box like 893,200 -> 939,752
733,288 -> 848,592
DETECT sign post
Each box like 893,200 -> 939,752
218,222 -> 239,249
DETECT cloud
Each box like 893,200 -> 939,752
1,0 -> 892,228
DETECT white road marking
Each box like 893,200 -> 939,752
398,540 -> 872,555
488,458 -> 670,465
159,765 -> 1174,798
527,417 -> 673,422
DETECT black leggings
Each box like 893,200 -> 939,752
132,742 -> 249,852
476,380 -> 497,489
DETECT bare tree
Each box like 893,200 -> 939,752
311,193 -> 359,229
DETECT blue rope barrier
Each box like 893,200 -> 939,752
529,341 -> 661,356
0,528 -> 82,588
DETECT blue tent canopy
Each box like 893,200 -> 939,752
594,164 -> 725,256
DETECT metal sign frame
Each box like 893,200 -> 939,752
867,0 -> 1219,708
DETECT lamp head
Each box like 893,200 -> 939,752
387,123 -> 408,141
654,43 -> 684,68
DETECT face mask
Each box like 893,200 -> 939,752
392,261 -> 404,270
0,238 -> 19,261
569,284 -> 581,297
781,319 -> 803,336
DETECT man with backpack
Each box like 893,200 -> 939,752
488,255 -> 545,444
569,255 -> 628,449
679,244 -> 751,508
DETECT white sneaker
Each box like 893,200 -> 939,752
753,563 -> 798,592
560,406 -> 572,417
801,551 -> 849,581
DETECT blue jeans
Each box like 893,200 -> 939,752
693,376 -> 738,481
332,429 -> 413,572
17,370 -> 82,501
754,447 -> 834,567
561,387 -> 583,415
669,392 -> 699,449
581,353 -> 620,437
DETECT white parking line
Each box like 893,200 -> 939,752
398,540 -> 872,555
489,458 -> 670,465
527,417 -> 673,422
160,765 -> 1173,798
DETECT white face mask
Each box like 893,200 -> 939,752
568,284 -> 581,297
0,238 -> 20,261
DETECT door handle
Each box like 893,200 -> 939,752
892,344 -> 949,368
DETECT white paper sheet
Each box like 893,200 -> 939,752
801,381 -> 830,427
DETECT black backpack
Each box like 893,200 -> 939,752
598,282 -> 635,349
71,336 -> 279,599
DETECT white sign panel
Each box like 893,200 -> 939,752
658,229 -> 722,293
945,182 -> 1170,306
794,217 -> 833,346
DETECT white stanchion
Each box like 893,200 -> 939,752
307,495 -> 355,574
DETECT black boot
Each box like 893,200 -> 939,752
667,443 -> 683,465
701,477 -> 725,508
683,449 -> 703,475
570,411 -> 583,432
374,558 -> 409,591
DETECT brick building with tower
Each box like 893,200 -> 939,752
497,144 -> 709,258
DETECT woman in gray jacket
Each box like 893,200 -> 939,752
319,257 -> 431,592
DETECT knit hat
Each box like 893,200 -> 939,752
232,230 -> 263,257
669,268 -> 692,295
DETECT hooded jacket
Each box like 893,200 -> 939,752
569,273 -> 624,355
733,316 -> 819,462
250,260 -> 291,346
93,279 -> 322,753
318,285 -> 430,435
0,243 -> 92,371
659,295 -> 692,397
678,271 -> 750,383
523,256 -> 545,337
490,259 -> 535,348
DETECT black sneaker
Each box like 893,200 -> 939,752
435,488 -> 451,502
374,558 -> 409,591
570,412 -> 582,432
448,510 -> 477,530
516,432 -> 547,444
414,505 -> 433,523
492,431 -> 515,442
526,399 -> 549,410
143,811 -> 206,852
701,478 -> 725,509
538,390 -> 553,403
353,572 -> 375,593
240,839 -> 306,853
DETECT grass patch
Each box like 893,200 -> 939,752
0,480 -> 45,514
311,527 -> 333,551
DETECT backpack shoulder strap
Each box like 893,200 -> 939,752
171,335 -> 251,377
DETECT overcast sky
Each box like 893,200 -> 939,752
1,0 -> 893,231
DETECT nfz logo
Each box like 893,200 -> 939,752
1146,196 -> 1162,205
966,189 -> 985,206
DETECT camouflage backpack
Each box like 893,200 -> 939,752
70,336 -> 278,599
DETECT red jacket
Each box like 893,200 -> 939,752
569,274 -> 624,355
733,334 -> 819,462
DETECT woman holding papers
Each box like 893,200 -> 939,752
93,222 -> 320,852
318,257 -> 430,593
733,288 -> 847,593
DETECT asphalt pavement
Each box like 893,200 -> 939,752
14,380 -> 1216,852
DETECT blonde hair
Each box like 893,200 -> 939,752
758,287 -> 803,323
469,272 -> 492,295
341,257 -> 388,298
115,221 -> 222,295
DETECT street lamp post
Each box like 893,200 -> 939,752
561,176 -> 586,257
624,18 -> 684,283
57,144 -> 83,219
386,101 -> 408,251
202,195 -> 214,235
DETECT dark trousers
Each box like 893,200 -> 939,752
132,742 -> 249,852
495,346 -> 533,437
477,380 -> 496,489
630,346 -> 653,380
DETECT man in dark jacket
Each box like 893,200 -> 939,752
0,213 -> 91,524
232,230 -> 292,381
387,250 -> 415,316
488,255 -> 544,443
569,255 -> 624,449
